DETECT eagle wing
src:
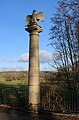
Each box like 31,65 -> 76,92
25,15 -> 32,26
36,12 -> 44,22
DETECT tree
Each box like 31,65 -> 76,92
49,0 -> 79,88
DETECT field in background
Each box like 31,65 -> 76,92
0,71 -> 28,85
0,71 -> 47,85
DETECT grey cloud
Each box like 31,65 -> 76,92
18,53 -> 29,62
19,50 -> 52,63
39,50 -> 52,62
0,50 -> 52,64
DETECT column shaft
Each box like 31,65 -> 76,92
28,31 -> 40,112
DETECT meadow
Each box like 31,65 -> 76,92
0,71 -> 28,85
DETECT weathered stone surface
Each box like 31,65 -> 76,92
25,10 -> 44,112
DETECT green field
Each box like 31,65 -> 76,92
0,71 -> 47,86
0,71 -> 28,85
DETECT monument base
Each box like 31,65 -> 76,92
28,103 -> 40,113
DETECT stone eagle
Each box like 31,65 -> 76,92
25,10 -> 44,26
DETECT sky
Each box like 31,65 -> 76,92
0,0 -> 58,71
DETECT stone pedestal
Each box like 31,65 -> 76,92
25,24 -> 42,112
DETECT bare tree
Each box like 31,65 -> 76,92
49,0 -> 79,89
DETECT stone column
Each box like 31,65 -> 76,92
25,24 -> 42,112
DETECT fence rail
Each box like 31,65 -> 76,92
0,84 -> 79,113
40,87 -> 79,113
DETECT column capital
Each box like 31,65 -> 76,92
25,24 -> 43,33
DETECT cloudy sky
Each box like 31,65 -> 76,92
0,0 -> 58,71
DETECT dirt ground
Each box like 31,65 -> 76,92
0,109 -> 53,120
1,109 -> 79,120
0,110 -> 45,120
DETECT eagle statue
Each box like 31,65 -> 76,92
25,10 -> 44,27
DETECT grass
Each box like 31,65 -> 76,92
0,83 -> 28,108
0,71 -> 28,108
0,71 -> 28,86
0,81 -> 21,86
